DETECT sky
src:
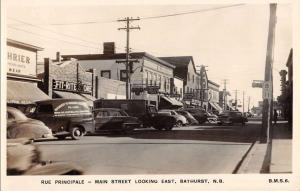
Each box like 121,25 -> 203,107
6,1 -> 292,109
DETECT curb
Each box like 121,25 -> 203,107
235,140 -> 269,174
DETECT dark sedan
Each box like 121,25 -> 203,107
93,108 -> 141,133
180,108 -> 208,124
217,111 -> 248,125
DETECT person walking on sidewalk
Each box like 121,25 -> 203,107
273,109 -> 278,125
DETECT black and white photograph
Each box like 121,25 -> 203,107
1,0 -> 299,190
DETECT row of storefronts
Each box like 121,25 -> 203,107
6,39 -> 233,113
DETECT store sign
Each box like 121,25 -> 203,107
183,93 -> 194,100
7,46 -> 37,77
146,86 -> 160,94
52,79 -> 92,94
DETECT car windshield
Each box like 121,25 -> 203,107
110,110 -> 128,117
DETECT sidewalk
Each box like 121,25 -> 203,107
237,121 -> 292,174
269,121 -> 292,173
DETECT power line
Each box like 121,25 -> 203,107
10,4 -> 245,26
8,17 -> 100,46
140,4 -> 245,20
8,26 -> 99,50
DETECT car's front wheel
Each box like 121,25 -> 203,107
70,127 -> 83,140
176,121 -> 183,127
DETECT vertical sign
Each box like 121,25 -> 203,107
262,81 -> 272,100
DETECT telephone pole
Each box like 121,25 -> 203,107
234,90 -> 238,110
242,91 -> 245,114
261,4 -> 277,143
117,17 -> 140,99
222,79 -> 228,111
248,96 -> 251,113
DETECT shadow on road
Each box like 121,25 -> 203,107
99,123 -> 261,143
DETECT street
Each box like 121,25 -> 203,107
34,120 -> 261,174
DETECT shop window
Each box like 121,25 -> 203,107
120,70 -> 127,82
101,70 -> 111,79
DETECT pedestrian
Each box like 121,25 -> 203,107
273,109 -> 278,124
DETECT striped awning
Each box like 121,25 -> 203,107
7,80 -> 49,104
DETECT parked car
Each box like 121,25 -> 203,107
7,138 -> 83,175
176,110 -> 199,125
180,108 -> 208,124
93,108 -> 141,133
7,107 -> 53,140
158,109 -> 188,127
94,99 -> 177,131
217,111 -> 248,125
206,111 -> 219,123
27,99 -> 95,140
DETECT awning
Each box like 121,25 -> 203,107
159,95 -> 183,109
7,80 -> 50,104
53,91 -> 95,106
209,102 -> 223,112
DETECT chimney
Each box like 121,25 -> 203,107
103,42 -> 115,55
56,52 -> 61,62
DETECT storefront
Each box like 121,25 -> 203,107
41,58 -> 96,106
6,39 -> 50,111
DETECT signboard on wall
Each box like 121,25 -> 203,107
7,46 -> 37,77
52,79 -> 92,94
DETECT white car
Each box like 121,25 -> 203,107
7,107 -> 53,140
158,109 -> 188,127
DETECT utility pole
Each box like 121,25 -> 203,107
248,96 -> 250,112
242,91 -> 245,114
117,17 -> 140,99
234,90 -> 238,110
222,79 -> 228,111
261,4 -> 277,143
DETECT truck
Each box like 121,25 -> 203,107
93,99 -> 177,130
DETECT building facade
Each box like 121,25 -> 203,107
6,39 -> 49,111
159,56 -> 209,109
207,80 -> 222,114
61,43 -> 180,108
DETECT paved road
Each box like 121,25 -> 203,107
34,121 -> 261,174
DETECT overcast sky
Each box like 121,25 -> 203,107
6,1 -> 292,108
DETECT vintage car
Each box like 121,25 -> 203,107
176,110 -> 199,125
7,107 -> 53,140
93,108 -> 141,133
217,111 -> 248,125
180,108 -> 208,124
158,109 -> 188,127
7,138 -> 83,175
27,99 -> 95,140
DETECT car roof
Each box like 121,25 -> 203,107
35,98 -> 87,104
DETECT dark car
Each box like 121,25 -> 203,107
217,111 -> 248,125
93,108 -> 141,133
94,99 -> 177,131
27,99 -> 95,140
181,108 -> 208,124
7,107 -> 53,140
